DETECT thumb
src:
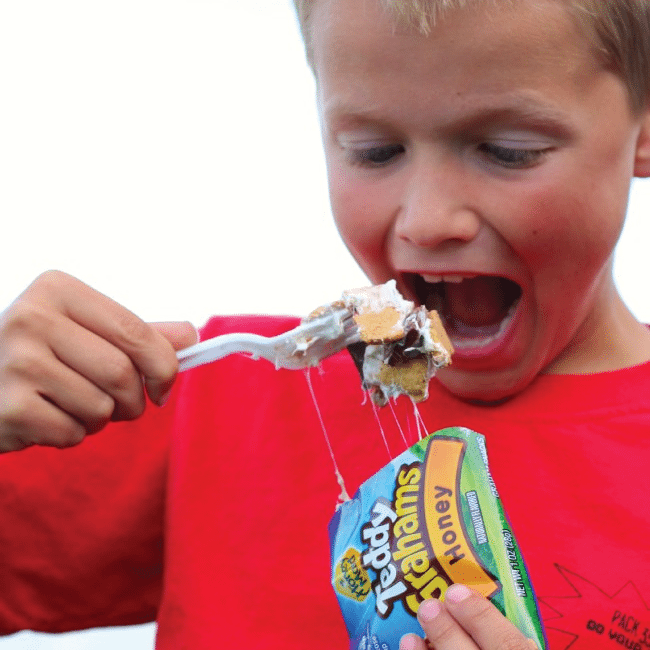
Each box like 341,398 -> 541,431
141,321 -> 199,407
151,321 -> 200,351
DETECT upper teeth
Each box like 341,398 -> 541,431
421,274 -> 477,284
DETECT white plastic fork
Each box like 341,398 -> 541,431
176,308 -> 360,372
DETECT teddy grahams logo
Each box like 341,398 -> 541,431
358,436 -> 499,619
539,565 -> 650,650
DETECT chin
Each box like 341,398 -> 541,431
433,364 -> 536,405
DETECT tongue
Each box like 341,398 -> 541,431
442,277 -> 513,328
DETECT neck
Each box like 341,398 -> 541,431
546,276 -> 650,375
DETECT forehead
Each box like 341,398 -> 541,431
310,0 -> 600,120
310,0 -> 585,65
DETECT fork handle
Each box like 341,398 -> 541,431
176,333 -> 269,372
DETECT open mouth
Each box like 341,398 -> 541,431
410,274 -> 522,348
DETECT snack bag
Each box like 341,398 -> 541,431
329,426 -> 546,649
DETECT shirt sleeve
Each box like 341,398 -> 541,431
0,395 -> 172,634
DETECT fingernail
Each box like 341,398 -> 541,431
445,583 -> 471,603
399,633 -> 418,650
417,598 -> 442,623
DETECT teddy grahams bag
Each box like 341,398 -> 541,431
329,426 -> 546,649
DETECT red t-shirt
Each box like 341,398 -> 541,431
1,315 -> 649,650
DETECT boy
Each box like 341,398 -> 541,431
1,0 -> 650,648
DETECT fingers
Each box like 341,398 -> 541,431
151,321 -> 200,352
148,320 -> 199,404
0,388 -> 86,452
400,594 -> 474,650
45,317 -> 147,420
399,633 -> 428,650
441,585 -> 536,650
400,585 -> 537,650
0,270 -> 196,450
41,272 -> 182,406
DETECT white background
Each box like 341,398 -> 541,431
0,1 -> 648,648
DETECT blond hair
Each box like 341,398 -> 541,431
293,0 -> 650,112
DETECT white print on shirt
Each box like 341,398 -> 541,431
539,565 -> 650,650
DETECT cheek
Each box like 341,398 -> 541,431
502,176 -> 626,281
530,128 -> 636,271
327,165 -> 395,268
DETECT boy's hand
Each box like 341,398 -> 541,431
400,585 -> 539,650
0,271 -> 198,452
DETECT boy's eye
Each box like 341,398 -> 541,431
352,144 -> 405,167
478,142 -> 547,168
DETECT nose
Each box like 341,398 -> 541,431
394,157 -> 481,248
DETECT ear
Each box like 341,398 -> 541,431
634,108 -> 650,178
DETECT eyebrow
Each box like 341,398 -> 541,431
322,92 -> 576,138
458,96 -> 574,131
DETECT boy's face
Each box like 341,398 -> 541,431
311,0 -> 650,401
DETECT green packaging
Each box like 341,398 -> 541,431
329,427 -> 546,649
